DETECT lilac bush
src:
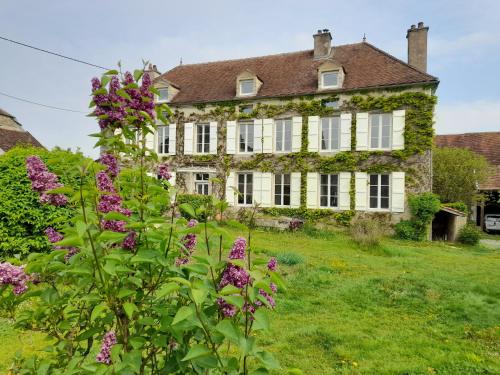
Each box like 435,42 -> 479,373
8,66 -> 283,374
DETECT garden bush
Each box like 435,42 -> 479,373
395,193 -> 441,241
349,216 -> 385,247
275,252 -> 304,266
394,220 -> 421,241
0,145 -> 88,258
457,224 -> 481,245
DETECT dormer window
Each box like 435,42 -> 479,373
158,87 -> 169,102
321,71 -> 339,88
239,79 -> 255,96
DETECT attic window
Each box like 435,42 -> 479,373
239,79 -> 255,96
239,104 -> 253,114
158,87 -> 169,102
321,71 -> 339,89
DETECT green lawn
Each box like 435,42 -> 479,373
1,229 -> 499,374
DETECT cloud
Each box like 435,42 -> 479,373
429,31 -> 500,60
435,100 -> 500,134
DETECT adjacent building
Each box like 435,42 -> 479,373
147,23 -> 439,220
0,107 -> 44,154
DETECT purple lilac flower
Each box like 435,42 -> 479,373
158,163 -> 172,181
96,171 -> 115,193
99,153 -> 119,177
217,298 -> 237,318
96,331 -> 117,365
122,232 -> 137,250
175,233 -> 197,266
64,247 -> 80,262
270,282 -> 278,294
219,264 -> 250,289
256,289 -> 276,309
26,156 -> 68,206
0,262 -> 31,295
45,227 -> 64,243
229,237 -> 246,260
187,219 -> 198,228
175,257 -> 189,267
267,257 -> 277,272
101,219 -> 127,233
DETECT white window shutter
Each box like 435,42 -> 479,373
253,119 -> 262,153
392,110 -> 405,150
226,121 -> 236,154
145,131 -> 155,151
253,172 -> 262,205
209,121 -> 218,154
184,123 -> 194,155
292,116 -> 302,152
168,123 -> 176,155
355,113 -> 369,151
290,172 -> 301,208
308,116 -> 319,152
225,172 -> 236,206
306,172 -> 318,208
355,172 -> 368,210
169,171 -> 176,186
262,119 -> 273,153
260,172 -> 272,207
338,172 -> 351,210
340,113 -> 352,151
391,172 -> 405,212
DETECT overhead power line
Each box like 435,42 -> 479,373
0,91 -> 87,113
0,35 -> 110,70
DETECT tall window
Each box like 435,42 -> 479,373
320,174 -> 338,208
237,173 -> 253,205
369,174 -> 390,209
195,173 -> 209,195
157,126 -> 169,154
239,79 -> 254,96
158,87 -> 169,102
274,174 -> 291,206
321,71 -> 339,88
275,119 -> 292,152
370,113 -> 392,149
196,123 -> 210,153
321,117 -> 340,151
239,121 -> 254,153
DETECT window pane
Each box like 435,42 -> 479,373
284,120 -> 292,151
284,174 -> 290,185
204,125 -> 210,152
330,196 -> 338,207
276,121 -> 283,151
382,113 -> 391,126
381,186 -> 389,197
240,79 -> 254,95
240,104 -> 253,114
321,119 -> 330,150
330,174 -> 338,186
370,197 -> 378,208
158,88 -> 168,101
370,185 -> 378,197
381,174 -> 389,185
370,175 -> 378,185
284,195 -> 290,205
323,71 -> 338,87
321,174 -> 328,185
247,125 -> 254,152
331,117 -> 340,150
247,174 -> 252,184
320,196 -> 328,207
381,197 -> 389,209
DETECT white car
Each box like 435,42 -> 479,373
485,214 -> 500,233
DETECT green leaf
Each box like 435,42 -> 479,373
249,369 -> 270,375
133,69 -> 143,81
181,344 -> 211,361
91,304 -> 108,322
117,288 -> 136,299
252,309 -> 270,331
191,288 -> 208,305
123,302 -> 138,319
156,282 -> 180,298
104,69 -> 119,75
215,319 -> 241,344
255,351 -> 280,369
168,277 -> 191,287
102,212 -> 130,222
55,236 -> 83,247
172,305 -> 193,325
179,203 -> 196,218
287,369 -> 304,375
99,231 -> 128,243
219,284 -> 243,296
131,249 -> 158,264
116,88 -> 132,101
222,295 -> 244,309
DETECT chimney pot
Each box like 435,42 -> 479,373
317,29 -> 322,34
418,21 -> 424,28
411,24 -> 416,29
313,29 -> 332,59
407,22 -> 429,72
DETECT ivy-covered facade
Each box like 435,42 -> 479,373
148,27 -> 439,222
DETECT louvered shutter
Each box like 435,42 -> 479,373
355,172 -> 368,210
168,123 -> 176,155
308,116 -> 319,152
392,110 -> 405,150
253,172 -> 262,205
225,172 -> 236,205
292,116 -> 302,152
306,172 -> 318,208
355,113 -> 369,151
209,121 -> 218,154
391,172 -> 405,213
184,123 -> 194,155
253,119 -> 262,153
260,172 -> 272,207
340,113 -> 352,151
226,121 -> 236,154
338,172 -> 351,210
290,172 -> 301,208
262,119 -> 273,153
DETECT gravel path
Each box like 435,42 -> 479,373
480,239 -> 500,249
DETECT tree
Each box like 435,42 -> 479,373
432,147 -> 490,210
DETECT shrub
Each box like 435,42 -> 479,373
457,224 -> 481,245
275,251 -> 304,266
395,193 -> 441,241
394,220 -> 421,241
349,216 -> 385,247
442,202 -> 468,214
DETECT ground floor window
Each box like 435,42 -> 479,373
195,173 -> 209,195
274,174 -> 291,206
369,174 -> 390,209
320,174 -> 338,208
237,173 -> 253,205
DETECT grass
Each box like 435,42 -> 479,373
1,228 -> 499,374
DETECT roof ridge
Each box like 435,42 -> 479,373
436,131 -> 500,136
362,42 -> 438,81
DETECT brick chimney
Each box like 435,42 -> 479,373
406,22 -> 429,72
145,63 -> 161,80
313,29 -> 332,59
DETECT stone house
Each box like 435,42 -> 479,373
146,23 -> 439,221
0,107 -> 44,154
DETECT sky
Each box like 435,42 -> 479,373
0,0 -> 499,158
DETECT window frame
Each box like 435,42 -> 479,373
239,79 -> 255,96
368,173 -> 391,211
369,113 -> 392,150
274,173 -> 291,207
274,118 -> 293,153
238,120 -> 255,154
157,87 -> 169,102
321,70 -> 339,89
195,123 -> 210,154
157,126 -> 170,154
319,174 -> 339,209
195,173 -> 210,195
320,116 -> 341,152
237,172 -> 253,206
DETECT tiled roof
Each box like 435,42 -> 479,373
159,42 -> 438,104
0,128 -> 44,151
435,132 -> 500,190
